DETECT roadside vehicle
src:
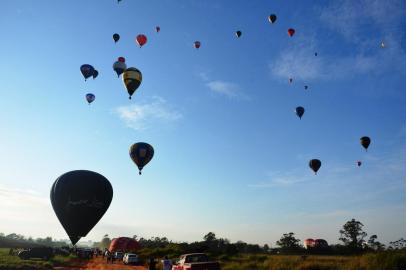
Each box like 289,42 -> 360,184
18,247 -> 53,260
123,253 -> 139,265
115,251 -> 124,260
172,253 -> 220,270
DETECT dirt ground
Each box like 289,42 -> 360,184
54,257 -> 148,270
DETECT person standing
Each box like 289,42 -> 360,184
162,256 -> 172,270
149,257 -> 156,270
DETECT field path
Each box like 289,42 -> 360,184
54,257 -> 148,270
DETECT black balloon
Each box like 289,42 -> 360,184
295,106 -> 305,119
236,31 -> 242,38
360,136 -> 371,151
309,159 -> 321,174
50,170 -> 113,245
113,33 -> 120,43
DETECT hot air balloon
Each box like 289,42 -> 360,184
92,70 -> 99,79
235,31 -> 242,38
194,41 -> 201,49
118,57 -> 126,63
315,52 -> 318,56
80,64 -> 95,81
295,106 -> 305,119
304,239 -> 316,249
289,78 -> 293,84
129,142 -> 154,175
109,237 -> 141,253
117,0 -> 122,3
50,170 -> 113,245
86,93 -> 95,104
309,159 -> 321,174
122,67 -> 142,99
360,136 -> 371,151
113,60 -> 127,77
357,161 -> 362,167
304,85 -> 308,90
136,34 -> 147,47
156,26 -> 160,33
113,33 -> 120,43
268,14 -> 277,24
288,28 -> 295,37
381,41 -> 385,48
314,239 -> 329,248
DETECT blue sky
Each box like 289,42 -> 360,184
0,0 -> 405,246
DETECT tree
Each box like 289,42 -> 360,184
367,235 -> 385,251
203,232 -> 216,242
276,232 -> 301,250
339,219 -> 367,251
389,238 -> 406,250
99,234 -> 111,249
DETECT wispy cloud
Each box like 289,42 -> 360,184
197,71 -> 247,99
248,170 -> 312,188
115,96 -> 182,131
269,0 -> 406,82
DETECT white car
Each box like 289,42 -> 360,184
123,253 -> 139,265
115,251 -> 124,260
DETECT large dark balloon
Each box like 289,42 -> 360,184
113,61 -> 127,77
113,33 -> 120,43
80,64 -> 95,81
92,70 -> 99,79
86,93 -> 95,104
288,28 -> 295,37
194,41 -> 201,49
130,142 -> 154,175
50,170 -> 113,245
295,106 -> 305,119
360,136 -> 371,151
122,67 -> 142,99
235,31 -> 242,38
268,14 -> 277,24
309,159 -> 321,174
357,161 -> 362,167
156,26 -> 160,33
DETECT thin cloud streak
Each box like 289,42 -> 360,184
115,96 -> 182,131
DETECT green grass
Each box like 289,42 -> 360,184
0,248 -> 77,270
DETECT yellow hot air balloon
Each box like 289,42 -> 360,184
122,67 -> 142,99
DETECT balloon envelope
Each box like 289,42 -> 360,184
136,34 -> 147,47
288,28 -> 295,37
113,33 -> 120,43
50,170 -> 113,245
109,237 -> 141,252
357,161 -> 362,167
156,26 -> 160,32
235,31 -> 242,38
268,14 -> 277,23
113,61 -> 127,77
86,93 -> 95,104
360,136 -> 371,151
80,64 -> 95,81
309,159 -> 321,174
295,106 -> 305,119
194,41 -> 201,49
122,67 -> 142,99
118,57 -> 126,63
92,70 -> 99,79
129,142 -> 154,174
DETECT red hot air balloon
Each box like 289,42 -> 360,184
288,28 -> 295,37
136,34 -> 147,47
156,26 -> 160,33
118,57 -> 126,63
304,239 -> 316,249
194,41 -> 201,49
109,237 -> 141,253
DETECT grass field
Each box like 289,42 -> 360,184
219,252 -> 406,270
0,248 -> 76,270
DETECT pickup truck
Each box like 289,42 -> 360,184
172,253 -> 220,270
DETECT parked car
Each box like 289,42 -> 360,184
123,253 -> 139,265
18,247 -> 53,260
172,253 -> 220,270
114,251 -> 124,260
